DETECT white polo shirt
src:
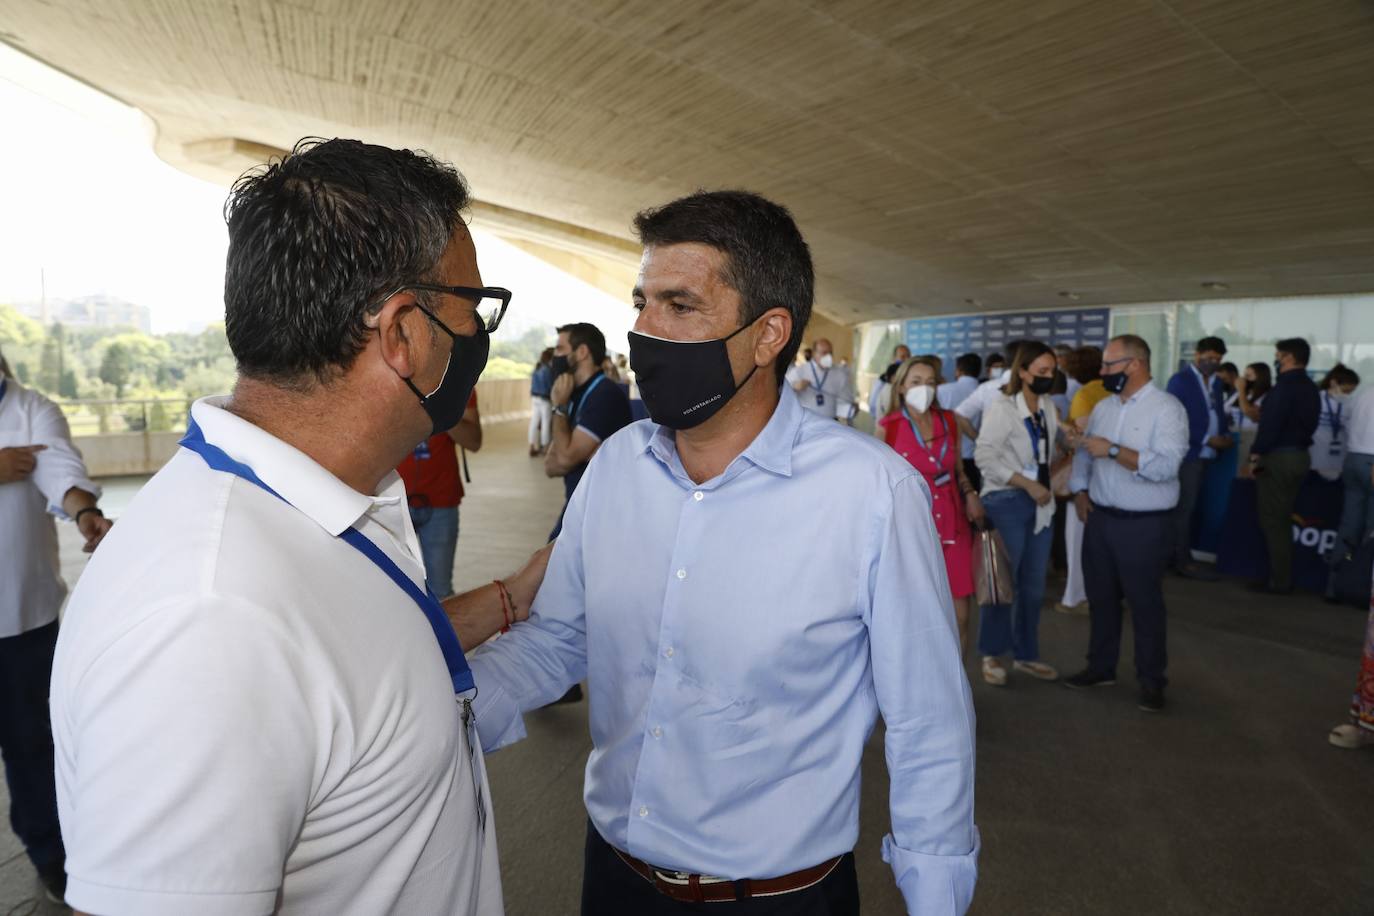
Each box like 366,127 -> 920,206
0,379 -> 101,637
51,397 -> 502,916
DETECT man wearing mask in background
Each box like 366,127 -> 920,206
0,345 -> 113,905
868,343 -> 912,432
1249,337 -> 1321,594
468,190 -> 978,915
1165,336 -> 1232,580
787,336 -> 853,420
50,139 -> 550,916
544,321 -> 632,541
1066,335 -> 1188,713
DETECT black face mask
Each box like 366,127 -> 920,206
1198,358 -> 1221,376
404,310 -> 489,436
1103,370 -> 1129,394
550,353 -> 572,377
1027,375 -> 1054,396
628,322 -> 759,430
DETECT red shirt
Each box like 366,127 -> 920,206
396,391 -> 477,509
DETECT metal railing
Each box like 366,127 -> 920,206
57,398 -> 193,437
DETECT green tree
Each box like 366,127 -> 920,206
99,342 -> 134,397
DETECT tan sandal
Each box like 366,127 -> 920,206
981,656 -> 1007,686
1013,660 -> 1059,681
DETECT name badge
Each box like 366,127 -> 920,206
414,440 -> 431,460
816,393 -> 826,406
934,471 -> 952,488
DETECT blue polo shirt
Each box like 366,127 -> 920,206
565,371 -> 632,501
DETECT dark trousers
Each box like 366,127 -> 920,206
580,821 -> 859,916
1170,458 -> 1208,567
1083,508 -> 1170,691
0,621 -> 65,870
1257,450 -> 1310,589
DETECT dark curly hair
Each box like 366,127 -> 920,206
223,137 -> 469,386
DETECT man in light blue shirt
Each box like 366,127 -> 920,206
1065,334 -> 1189,713
469,191 -> 978,915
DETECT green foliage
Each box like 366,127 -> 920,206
0,307 -> 238,405
491,325 -> 554,369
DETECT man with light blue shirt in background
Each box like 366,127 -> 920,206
1065,334 -> 1189,713
469,190 -> 978,915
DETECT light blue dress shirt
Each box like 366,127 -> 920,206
469,388 -> 979,913
1069,382 -> 1189,512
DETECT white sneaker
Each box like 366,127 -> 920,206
981,656 -> 1007,686
1329,724 -> 1374,749
1013,660 -> 1059,681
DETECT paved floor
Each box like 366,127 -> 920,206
4,420 -> 1370,914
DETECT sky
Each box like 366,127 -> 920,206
0,43 -> 635,348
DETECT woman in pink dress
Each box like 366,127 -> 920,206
879,356 -> 985,654
1329,574 -> 1374,749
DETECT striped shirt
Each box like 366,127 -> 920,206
1069,382 -> 1189,512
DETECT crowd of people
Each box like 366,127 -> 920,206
865,332 -> 1373,733
0,136 -> 1368,916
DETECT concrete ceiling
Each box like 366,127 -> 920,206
3,0 -> 1374,325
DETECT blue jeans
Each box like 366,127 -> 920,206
410,506 -> 459,598
979,489 -> 1053,661
1337,452 -> 1374,558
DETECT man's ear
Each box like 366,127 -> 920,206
372,292 -> 425,380
753,308 -> 793,367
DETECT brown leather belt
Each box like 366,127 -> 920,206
613,847 -> 842,904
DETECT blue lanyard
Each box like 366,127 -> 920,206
811,363 -> 830,390
0,379 -> 6,406
903,406 -> 949,467
1325,393 -> 1343,439
573,374 -> 606,424
1023,410 -> 1048,465
178,420 -> 475,695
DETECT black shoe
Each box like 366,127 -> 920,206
545,684 -> 583,706
37,860 -> 65,905
1063,669 -> 1116,689
1176,563 -> 1220,582
1138,687 -> 1166,713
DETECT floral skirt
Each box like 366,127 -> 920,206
1351,602 -> 1374,733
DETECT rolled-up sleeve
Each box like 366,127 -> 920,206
1135,397 -> 1189,483
468,472 -> 590,753
867,474 -> 978,914
29,397 -> 100,516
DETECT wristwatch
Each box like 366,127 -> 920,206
1107,444 -> 1121,459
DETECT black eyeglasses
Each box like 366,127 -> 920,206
388,283 -> 513,333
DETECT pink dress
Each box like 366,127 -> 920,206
880,407 -> 975,599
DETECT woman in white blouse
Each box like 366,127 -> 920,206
973,341 -> 1063,686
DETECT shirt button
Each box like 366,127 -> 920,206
693,491 -> 704,501
665,647 -> 675,658
652,726 -> 663,738
676,568 -> 687,580
638,806 -> 649,818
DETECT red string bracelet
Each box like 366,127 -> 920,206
493,580 -> 513,633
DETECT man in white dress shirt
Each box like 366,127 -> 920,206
0,349 -> 112,904
50,139 -> 547,916
786,337 -> 853,420
1065,335 -> 1189,713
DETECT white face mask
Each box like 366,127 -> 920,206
1331,389 -> 1350,403
905,384 -> 936,413
816,353 -> 834,369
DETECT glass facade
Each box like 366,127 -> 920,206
855,293 -> 1374,408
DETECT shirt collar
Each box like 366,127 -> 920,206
190,397 -> 405,537
1119,381 -> 1156,406
645,386 -> 801,482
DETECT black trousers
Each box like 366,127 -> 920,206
1083,508 -> 1170,691
581,821 -> 859,916
1170,458 -> 1207,568
0,621 -> 65,870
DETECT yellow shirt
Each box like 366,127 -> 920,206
1070,380 -> 1110,421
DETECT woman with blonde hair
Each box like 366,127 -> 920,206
973,341 -> 1063,686
879,356 -> 984,653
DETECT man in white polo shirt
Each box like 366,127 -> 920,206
786,338 -> 853,420
50,139 -> 547,915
